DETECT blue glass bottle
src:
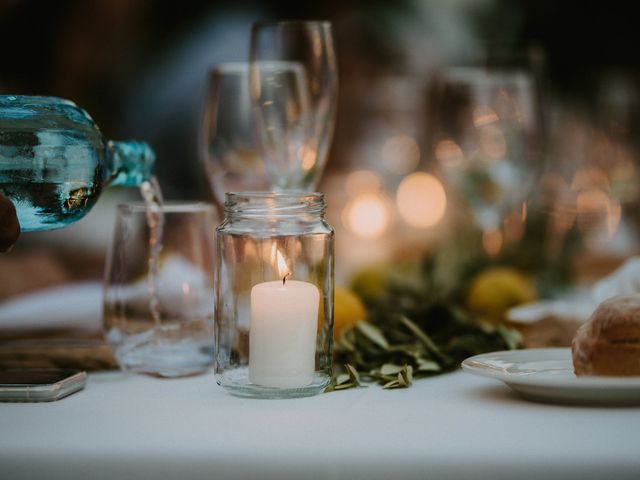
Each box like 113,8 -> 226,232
0,95 -> 155,231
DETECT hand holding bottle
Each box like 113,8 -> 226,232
0,192 -> 20,252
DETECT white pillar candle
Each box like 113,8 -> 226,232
249,279 -> 319,388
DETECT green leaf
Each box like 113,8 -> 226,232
497,325 -> 522,350
404,364 -> 413,383
345,364 -> 362,386
398,315 -> 443,358
379,363 -> 404,375
356,322 -> 390,350
417,359 -> 441,372
333,382 -> 357,390
326,365 -> 364,393
336,329 -> 356,352
380,365 -> 413,389
382,379 -> 400,389
397,372 -> 409,387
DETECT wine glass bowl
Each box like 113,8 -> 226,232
250,21 -> 338,191
427,67 -> 542,231
250,61 -> 312,190
200,63 -> 270,207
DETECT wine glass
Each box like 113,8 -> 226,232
426,67 -> 543,236
250,21 -> 338,191
200,63 -> 270,207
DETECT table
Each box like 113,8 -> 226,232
1,370 -> 639,480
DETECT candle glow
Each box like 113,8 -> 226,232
276,248 -> 290,282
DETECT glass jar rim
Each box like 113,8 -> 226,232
224,191 -> 325,216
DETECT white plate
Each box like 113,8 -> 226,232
462,348 -> 640,406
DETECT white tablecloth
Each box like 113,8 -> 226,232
1,370 -> 639,480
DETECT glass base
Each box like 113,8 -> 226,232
115,343 -> 213,378
217,368 -> 330,399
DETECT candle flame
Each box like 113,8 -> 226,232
276,249 -> 291,284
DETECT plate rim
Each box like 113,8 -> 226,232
461,348 -> 640,389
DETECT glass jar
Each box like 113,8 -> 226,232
215,192 -> 334,398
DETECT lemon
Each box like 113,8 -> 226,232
465,267 -> 537,324
333,287 -> 367,338
350,265 -> 389,301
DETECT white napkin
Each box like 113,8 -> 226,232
0,282 -> 103,332
508,256 -> 640,324
0,256 -> 214,333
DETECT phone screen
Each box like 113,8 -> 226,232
0,370 -> 80,385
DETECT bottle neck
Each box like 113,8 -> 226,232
105,140 -> 155,187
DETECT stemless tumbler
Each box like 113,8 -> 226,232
104,202 -> 217,377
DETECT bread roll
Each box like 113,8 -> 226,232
572,294 -> 640,376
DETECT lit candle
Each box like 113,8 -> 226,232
249,250 -> 319,388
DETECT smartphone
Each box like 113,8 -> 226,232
0,369 -> 86,402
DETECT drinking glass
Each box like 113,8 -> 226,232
427,67 -> 543,234
103,202 -> 218,377
250,21 -> 338,191
200,63 -> 270,207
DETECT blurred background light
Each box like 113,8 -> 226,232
435,139 -> 464,168
576,189 -> 621,243
571,168 -> 610,191
482,228 -> 503,257
381,134 -> 420,174
473,106 -> 499,128
342,193 -> 392,239
396,172 -> 447,229
478,124 -> 507,161
345,170 -> 382,196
